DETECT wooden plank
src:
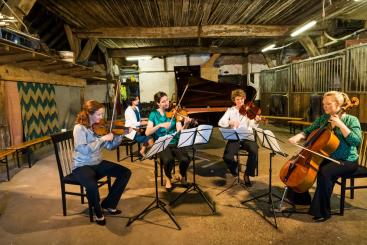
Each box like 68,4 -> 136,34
262,53 -> 276,68
10,136 -> 51,150
0,149 -> 15,159
64,24 -> 80,57
299,36 -> 320,57
77,38 -> 98,63
0,65 -> 86,87
75,24 -> 291,39
109,46 -> 250,57
0,52 -> 37,64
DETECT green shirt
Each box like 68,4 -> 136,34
148,109 -> 179,144
303,114 -> 362,162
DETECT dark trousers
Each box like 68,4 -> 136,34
73,160 -> 131,217
223,140 -> 258,177
309,159 -> 358,218
159,144 -> 190,179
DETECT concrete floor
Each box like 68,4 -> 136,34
1,125 -> 367,245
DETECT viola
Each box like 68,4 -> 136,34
279,97 -> 359,193
239,101 -> 268,123
92,119 -> 125,136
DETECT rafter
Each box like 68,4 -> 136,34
108,46 -> 253,57
75,24 -> 291,39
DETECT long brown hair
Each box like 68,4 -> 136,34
75,100 -> 104,127
154,91 -> 167,108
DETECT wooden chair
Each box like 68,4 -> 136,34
51,131 -> 111,222
336,131 -> 367,215
117,138 -> 141,162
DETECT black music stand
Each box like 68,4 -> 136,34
216,127 -> 255,196
241,128 -> 288,229
126,134 -> 181,230
169,125 -> 216,214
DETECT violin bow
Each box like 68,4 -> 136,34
293,143 -> 341,164
169,83 -> 189,125
109,80 -> 120,133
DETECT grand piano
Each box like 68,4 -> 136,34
174,65 -> 253,126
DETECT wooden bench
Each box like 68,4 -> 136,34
0,149 -> 16,181
10,136 -> 51,168
263,116 -> 304,121
288,120 -> 312,134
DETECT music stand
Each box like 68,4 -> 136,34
241,128 -> 288,229
169,125 -> 216,214
126,134 -> 181,230
216,127 -> 255,196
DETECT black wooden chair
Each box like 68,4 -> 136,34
51,130 -> 111,222
336,131 -> 367,215
117,138 -> 141,162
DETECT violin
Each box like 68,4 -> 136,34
279,97 -> 359,193
92,119 -> 125,136
239,101 -> 268,123
166,106 -> 198,126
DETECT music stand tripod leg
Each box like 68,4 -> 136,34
126,155 -> 181,230
216,151 -> 246,196
170,148 -> 216,214
241,152 -> 279,229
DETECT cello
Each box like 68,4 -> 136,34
279,97 -> 359,193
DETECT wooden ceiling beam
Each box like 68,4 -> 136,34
0,52 -> 37,64
77,38 -> 98,63
75,24 -> 291,39
108,46 -> 252,57
0,64 -> 85,87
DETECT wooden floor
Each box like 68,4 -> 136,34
0,125 -> 367,244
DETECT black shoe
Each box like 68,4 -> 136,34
138,152 -> 144,160
313,216 -> 330,222
244,175 -> 252,187
95,216 -> 106,226
103,208 -> 122,215
166,186 -> 173,192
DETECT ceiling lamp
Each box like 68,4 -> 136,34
291,21 -> 317,37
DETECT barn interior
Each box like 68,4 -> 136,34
0,0 -> 367,244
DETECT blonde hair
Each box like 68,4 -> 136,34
75,100 -> 104,127
231,89 -> 246,102
323,91 -> 350,107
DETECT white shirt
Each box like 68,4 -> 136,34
124,106 -> 141,128
218,106 -> 258,130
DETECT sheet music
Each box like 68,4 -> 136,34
145,133 -> 175,159
236,127 -> 255,141
195,124 -> 213,144
177,127 -> 196,147
254,128 -> 282,154
124,129 -> 136,140
219,127 -> 254,141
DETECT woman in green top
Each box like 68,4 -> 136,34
289,91 -> 362,222
146,91 -> 192,192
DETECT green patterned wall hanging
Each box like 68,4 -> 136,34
17,82 -> 59,141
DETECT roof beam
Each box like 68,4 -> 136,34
0,65 -> 85,87
109,46 -> 252,57
75,24 -> 291,39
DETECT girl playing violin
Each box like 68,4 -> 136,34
73,100 -> 131,225
289,91 -> 362,222
124,96 -> 154,159
218,89 -> 261,187
145,91 -> 192,192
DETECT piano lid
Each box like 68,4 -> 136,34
175,65 -> 242,108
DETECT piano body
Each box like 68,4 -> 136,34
174,65 -> 248,126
